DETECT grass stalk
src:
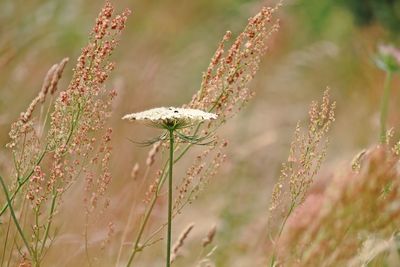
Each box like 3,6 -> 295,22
0,175 -> 33,259
269,202 -> 296,267
116,165 -> 151,266
125,188 -> 159,266
1,214 -> 12,267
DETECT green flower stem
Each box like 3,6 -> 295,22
269,194 -> 298,267
380,71 -> 393,144
0,175 -> 33,258
126,128 -> 176,267
166,128 -> 174,267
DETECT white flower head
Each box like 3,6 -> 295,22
123,107 -> 217,145
122,107 -> 217,127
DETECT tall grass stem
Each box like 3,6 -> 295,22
0,175 -> 33,259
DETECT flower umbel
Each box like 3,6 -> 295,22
123,107 -> 217,126
123,107 -> 217,145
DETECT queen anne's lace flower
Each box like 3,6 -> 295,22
122,107 -> 217,124
122,106 -> 217,265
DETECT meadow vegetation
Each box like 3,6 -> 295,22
0,0 -> 400,266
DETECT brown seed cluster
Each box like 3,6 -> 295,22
188,5 -> 280,122
269,90 -> 335,217
46,2 -> 130,202
278,146 -> 400,266
172,4 -> 280,214
84,127 -> 113,215
26,166 -> 46,206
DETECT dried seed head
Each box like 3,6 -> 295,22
202,224 -> 217,247
269,89 -> 335,231
130,163 -> 140,179
170,223 -> 195,263
49,57 -> 69,95
39,64 -> 58,103
146,142 -> 161,166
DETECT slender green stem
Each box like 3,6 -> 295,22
269,202 -> 295,267
0,175 -> 33,258
166,129 -> 174,267
116,166 -> 151,267
380,71 -> 393,144
269,190 -> 302,267
141,188 -> 196,248
1,213 -> 12,267
125,129 -> 176,267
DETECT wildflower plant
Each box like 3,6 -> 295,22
123,107 -> 217,267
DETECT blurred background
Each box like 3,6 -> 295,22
0,0 -> 399,266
